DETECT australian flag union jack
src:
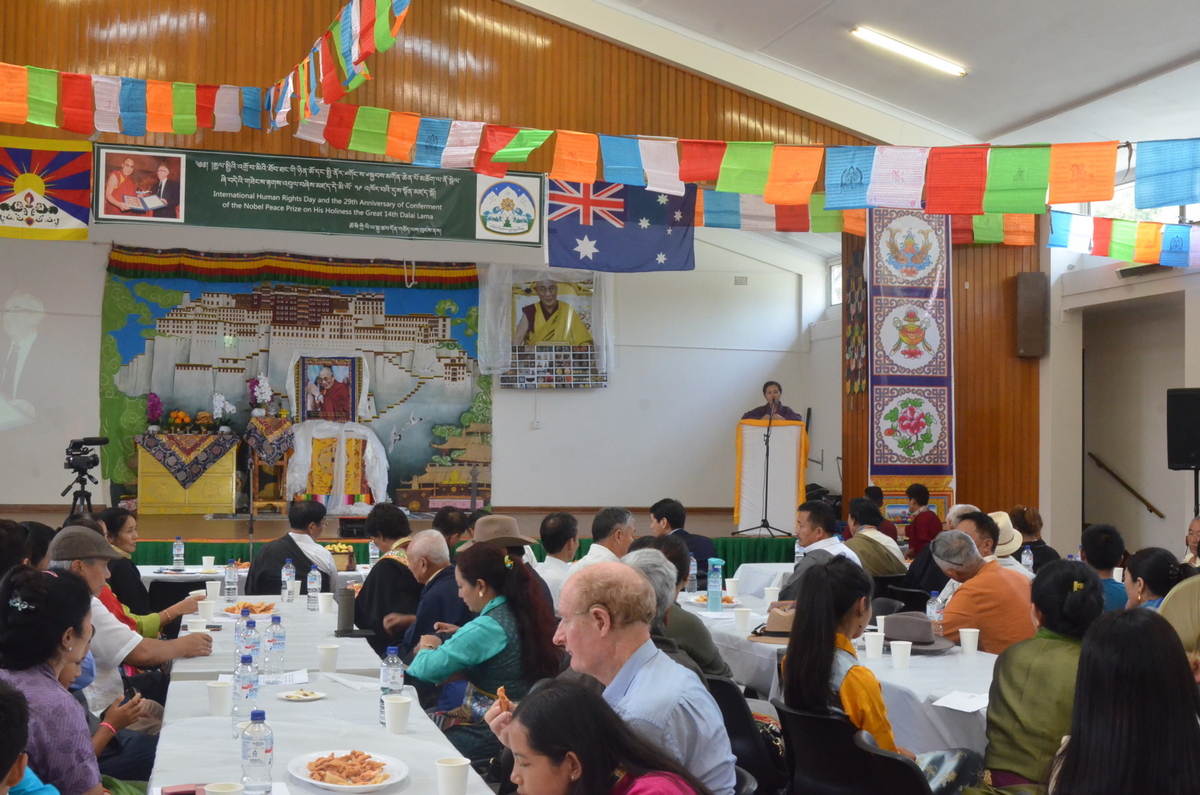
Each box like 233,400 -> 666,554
547,179 -> 696,272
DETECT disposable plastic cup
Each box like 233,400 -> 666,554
198,600 -> 215,621
875,615 -> 886,635
187,619 -> 207,633
317,644 -> 339,672
891,640 -> 912,669
734,608 -> 752,632
436,758 -> 471,795
206,681 -> 232,716
763,587 -> 780,604
959,628 -> 980,655
724,578 -> 739,601
288,581 -> 301,598
202,556 -> 216,567
318,592 -> 334,613
205,581 -> 221,601
864,632 -> 885,659
383,695 -> 412,734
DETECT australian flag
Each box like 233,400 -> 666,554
547,180 -> 697,272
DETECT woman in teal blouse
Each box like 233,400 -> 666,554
407,543 -> 560,762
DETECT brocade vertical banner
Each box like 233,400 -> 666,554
866,208 -> 955,511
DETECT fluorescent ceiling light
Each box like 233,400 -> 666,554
851,26 -> 968,77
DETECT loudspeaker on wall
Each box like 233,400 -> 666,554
1015,272 -> 1049,358
1168,388 -> 1200,470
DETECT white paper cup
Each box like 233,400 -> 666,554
202,555 -> 216,567
733,608 -> 752,632
205,581 -> 221,601
864,632 -> 885,659
198,600 -> 215,621
763,586 -> 780,604
890,640 -> 912,669
959,627 -> 980,655
875,615 -> 886,635
205,784 -> 243,795
1112,566 -> 1124,584
383,695 -> 412,734
318,592 -> 335,614
187,619 -> 207,633
317,643 -> 339,672
724,578 -> 739,601
288,581 -> 301,598
207,681 -> 233,717
435,757 -> 471,795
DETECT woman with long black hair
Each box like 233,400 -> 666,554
1123,547 -> 1196,609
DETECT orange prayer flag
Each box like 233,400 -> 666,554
843,209 -> 867,237
0,63 -> 29,124
763,145 -> 823,205
385,111 -> 421,161
549,130 -> 599,183
694,188 -> 705,226
1134,221 -> 1163,263
1048,141 -> 1118,204
145,79 -> 174,133
1002,214 -> 1036,246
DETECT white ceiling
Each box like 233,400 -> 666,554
607,0 -> 1200,142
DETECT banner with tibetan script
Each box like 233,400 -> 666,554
0,135 -> 92,241
867,208 -> 955,514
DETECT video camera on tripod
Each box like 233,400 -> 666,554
62,437 -> 108,513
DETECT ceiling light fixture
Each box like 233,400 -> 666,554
850,26 -> 968,77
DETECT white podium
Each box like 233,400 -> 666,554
734,419 -> 808,535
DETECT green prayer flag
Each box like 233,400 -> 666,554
715,142 -> 773,194
809,193 -> 844,232
348,105 -> 390,154
983,146 -> 1051,214
172,82 -> 198,135
375,0 -> 397,52
972,213 -> 1005,244
330,19 -> 370,92
1109,219 -> 1138,261
492,129 -> 554,163
25,66 -> 58,127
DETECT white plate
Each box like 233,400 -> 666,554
289,750 -> 408,793
278,690 -> 327,702
685,593 -> 741,608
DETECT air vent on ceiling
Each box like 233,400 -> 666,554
734,276 -> 748,286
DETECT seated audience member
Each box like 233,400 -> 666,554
781,557 -> 982,792
931,525 -> 1036,654
904,483 -> 942,558
629,535 -> 734,679
779,500 -> 861,601
529,562 -> 737,795
19,523 -> 54,571
984,560 -> 1104,789
623,549 -> 704,679
432,506 -> 472,561
1010,505 -> 1060,574
1080,524 -> 1128,612
650,499 -> 716,590
0,524 -> 25,577
406,543 -> 560,762
1123,547 -> 1197,610
842,497 -> 906,577
462,516 -> 553,607
498,679 -> 712,795
864,486 -> 899,541
398,530 -> 474,656
567,508 -> 636,576
535,512 -> 579,610
97,508 -> 199,636
355,504 -> 421,657
46,528 -> 211,714
1183,516 -> 1200,566
1049,609 -> 1200,795
988,511 -> 1035,580
0,679 -> 55,795
246,500 -> 336,595
904,503 -> 975,595
938,508 -> 1030,609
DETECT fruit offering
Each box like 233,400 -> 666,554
324,543 -> 354,554
168,410 -> 191,425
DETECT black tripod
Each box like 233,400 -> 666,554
62,469 -> 97,515
735,404 -> 792,537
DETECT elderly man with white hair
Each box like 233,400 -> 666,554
396,529 -> 473,656
512,273 -> 594,345
903,502 -> 980,595
622,548 -> 704,679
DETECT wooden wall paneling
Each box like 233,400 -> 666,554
841,233 -> 869,516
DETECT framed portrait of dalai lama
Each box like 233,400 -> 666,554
297,355 -> 360,423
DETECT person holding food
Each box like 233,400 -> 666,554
406,543 -> 560,762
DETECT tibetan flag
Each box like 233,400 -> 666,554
172,83 -> 197,135
983,146 -> 1051,214
492,129 -> 553,163
972,213 -> 1005,244
474,125 -> 519,177
1003,214 -> 1036,246
866,146 -> 929,209
375,0 -> 398,52
195,84 -> 218,129
60,73 -> 94,134
764,145 -> 823,206
1134,139 -> 1200,209
357,0 -> 378,64
240,86 -> 263,130
547,180 -> 697,272
25,67 -> 58,128
92,76 -> 121,133
440,120 -> 484,168
1091,217 -> 1113,257
385,111 -> 420,160
1133,222 -> 1163,263
716,142 -> 773,194
323,102 -> 357,150
118,78 -> 147,137
319,33 -> 347,103
951,214 -> 974,245
1160,224 -> 1191,267
0,63 -> 28,125
639,138 -> 685,196
702,189 -> 740,228
679,140 -> 726,182
1048,141 -> 1118,204
0,134 -> 93,240
145,79 -> 173,133
599,135 -> 645,186
808,193 -> 844,232
411,117 -> 452,168
348,105 -> 389,154
293,100 -> 330,144
775,203 -> 810,232
550,130 -> 599,183
1108,219 -> 1137,261
843,208 -> 867,237
213,86 -> 241,132
739,193 -> 776,231
926,145 -> 989,215
823,146 -> 875,210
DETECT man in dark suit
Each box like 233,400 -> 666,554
149,162 -> 180,218
650,498 -> 717,589
245,500 -> 335,595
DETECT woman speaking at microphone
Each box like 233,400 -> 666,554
742,381 -> 803,421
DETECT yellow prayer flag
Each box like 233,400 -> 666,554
1133,221 -> 1163,264
385,112 -> 421,161
763,146 -> 823,205
549,131 -> 599,183
1002,214 -> 1036,246
1048,141 -> 1118,204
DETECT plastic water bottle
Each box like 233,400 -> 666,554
240,709 -> 273,794
1021,544 -> 1034,570
379,646 -> 405,725
242,620 -> 262,669
234,608 -> 251,665
368,540 -> 380,566
926,591 -> 945,636
223,559 -> 239,603
264,616 -> 285,677
232,654 -> 258,737
686,554 -> 697,593
172,536 -> 185,567
306,565 -> 320,611
706,558 -> 725,614
280,558 -> 295,601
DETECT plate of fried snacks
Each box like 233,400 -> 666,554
278,689 -> 326,702
290,750 -> 406,793
689,593 -> 740,608
223,601 -> 274,615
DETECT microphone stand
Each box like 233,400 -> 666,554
735,401 -> 791,537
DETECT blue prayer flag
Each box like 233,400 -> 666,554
548,180 -> 696,272
824,146 -> 876,210
118,78 -> 147,137
412,118 -> 452,168
1161,223 -> 1192,267
1134,139 -> 1200,209
702,189 -> 740,228
392,0 -> 410,14
1047,211 -> 1073,249
241,87 -> 263,130
598,136 -> 646,186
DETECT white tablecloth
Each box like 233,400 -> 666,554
139,565 -> 367,593
152,677 -> 491,795
729,563 -> 793,599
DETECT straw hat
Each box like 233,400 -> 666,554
882,611 -> 956,654
990,511 -> 1023,558
748,603 -> 796,645
459,514 -> 537,550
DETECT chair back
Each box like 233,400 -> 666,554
871,597 -> 904,618
853,731 -> 933,795
872,574 -> 906,599
888,585 -> 932,614
771,699 -> 876,795
706,677 -> 787,794
1161,575 -> 1200,652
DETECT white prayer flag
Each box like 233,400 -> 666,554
639,138 -> 685,196
866,146 -> 930,209
293,101 -> 330,144
1066,214 -> 1094,254
212,85 -> 242,133
349,0 -> 363,64
92,76 -> 122,133
739,193 -> 775,231
1189,227 -> 1200,268
273,74 -> 293,130
440,121 -> 485,168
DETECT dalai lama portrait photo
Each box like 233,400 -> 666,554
513,274 -> 594,346
305,363 -> 354,422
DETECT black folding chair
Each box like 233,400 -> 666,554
706,676 -> 788,795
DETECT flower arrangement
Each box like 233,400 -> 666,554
212,392 -> 237,421
146,392 -> 164,424
249,374 -> 272,408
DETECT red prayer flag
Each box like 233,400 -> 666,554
926,146 -> 990,215
320,33 -> 346,103
60,73 -> 94,134
474,125 -> 520,177
679,140 -> 727,182
196,84 -> 218,128
774,204 -> 810,232
1091,216 -> 1113,257
358,0 -> 378,64
950,214 -> 975,245
323,102 -> 358,150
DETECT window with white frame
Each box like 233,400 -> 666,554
829,262 -> 843,306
